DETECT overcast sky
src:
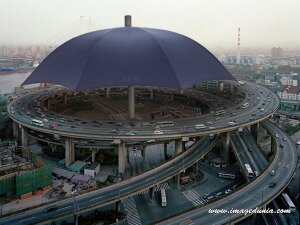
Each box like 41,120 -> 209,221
1,0 -> 299,50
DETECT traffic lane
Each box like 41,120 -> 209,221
9,81 -> 282,137
158,122 -> 296,225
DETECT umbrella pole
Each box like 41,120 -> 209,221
128,85 -> 135,120
125,15 -> 135,120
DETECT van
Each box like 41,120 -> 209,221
215,192 -> 223,197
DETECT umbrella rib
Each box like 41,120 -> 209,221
75,28 -> 117,92
141,28 -> 182,90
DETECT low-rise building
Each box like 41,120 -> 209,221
84,162 -> 100,177
278,85 -> 300,101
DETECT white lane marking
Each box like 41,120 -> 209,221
91,196 -> 103,201
57,206 -> 71,211
242,197 -> 251,203
21,217 -> 36,222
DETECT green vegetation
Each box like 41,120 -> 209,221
285,124 -> 300,136
0,98 -> 7,106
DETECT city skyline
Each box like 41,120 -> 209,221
1,0 -> 300,50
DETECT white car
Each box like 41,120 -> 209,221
228,121 -> 236,126
195,124 -> 206,129
154,130 -> 163,135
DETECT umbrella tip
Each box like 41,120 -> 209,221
125,15 -> 131,27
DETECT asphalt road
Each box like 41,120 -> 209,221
158,121 -> 298,225
7,81 -> 279,140
0,136 -> 217,225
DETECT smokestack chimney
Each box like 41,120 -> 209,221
125,15 -> 132,27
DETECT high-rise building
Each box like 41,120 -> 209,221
271,47 -> 283,58
0,45 -> 7,56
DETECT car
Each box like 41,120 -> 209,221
283,137 -> 287,141
280,144 -> 285,148
225,189 -> 232,194
269,182 -> 276,188
228,121 -> 236,126
248,148 -> 252,152
270,170 -> 275,176
111,129 -> 118,133
49,123 -> 56,129
215,192 -> 223,197
214,117 -> 221,120
209,126 -> 215,130
254,171 -> 259,177
71,125 -> 76,128
206,195 -> 215,201
275,133 -> 279,138
43,119 -> 49,123
252,113 -> 257,116
154,130 -> 163,135
81,121 -> 88,124
207,121 -> 213,125
43,205 -> 58,213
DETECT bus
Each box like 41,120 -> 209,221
281,193 -> 296,212
242,103 -> 249,109
218,172 -> 236,179
214,110 -> 226,116
244,164 -> 254,178
31,119 -> 44,127
161,189 -> 167,207
156,121 -> 174,128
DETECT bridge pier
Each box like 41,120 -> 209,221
51,144 -> 57,152
220,132 -> 230,162
115,200 -> 121,213
141,145 -> 148,171
74,214 -> 78,225
106,88 -> 110,98
118,141 -> 127,176
13,122 -> 19,139
229,84 -> 234,100
175,139 -> 183,155
65,137 -> 75,167
218,81 -> 224,95
92,148 -> 96,162
149,187 -> 154,199
63,93 -> 67,105
164,143 -> 168,160
251,122 -> 260,140
21,127 -> 28,147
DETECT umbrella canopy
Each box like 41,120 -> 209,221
23,27 -> 235,91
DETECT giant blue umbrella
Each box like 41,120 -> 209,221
22,16 -> 235,119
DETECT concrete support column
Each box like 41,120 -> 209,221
63,93 -> 67,105
128,86 -> 135,120
21,127 -> 28,147
74,215 -> 78,225
106,88 -> 110,98
229,84 -> 234,99
175,139 -> 183,155
141,146 -> 148,171
51,144 -> 57,152
164,143 -> 168,159
251,122 -> 260,140
65,137 -> 75,167
218,82 -> 224,95
150,89 -> 153,100
220,132 -> 230,162
177,174 -> 181,188
115,200 -> 121,213
118,141 -> 127,176
149,187 -> 154,199
92,149 -> 96,162
12,122 -> 18,139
